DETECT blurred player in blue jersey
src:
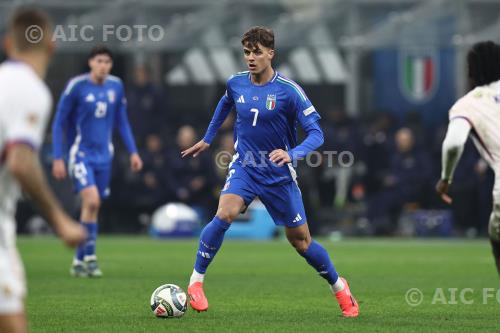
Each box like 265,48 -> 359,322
51,46 -> 143,277
182,27 -> 359,317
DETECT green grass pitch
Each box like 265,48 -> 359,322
18,237 -> 500,333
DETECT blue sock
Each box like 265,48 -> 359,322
83,222 -> 98,259
299,240 -> 339,285
194,216 -> 231,274
75,221 -> 85,262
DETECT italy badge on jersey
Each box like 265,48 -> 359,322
266,94 -> 276,110
107,89 -> 116,103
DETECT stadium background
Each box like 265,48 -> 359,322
3,0 -> 500,238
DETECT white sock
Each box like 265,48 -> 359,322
330,277 -> 345,293
84,255 -> 97,262
72,258 -> 83,266
189,269 -> 205,286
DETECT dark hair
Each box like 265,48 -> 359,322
8,7 -> 52,51
241,26 -> 274,50
88,45 -> 113,60
467,41 -> 500,88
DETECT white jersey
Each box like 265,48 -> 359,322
0,60 -> 51,248
449,81 -> 500,171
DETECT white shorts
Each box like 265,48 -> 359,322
0,216 -> 26,314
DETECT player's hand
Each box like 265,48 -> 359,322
436,179 -> 452,204
52,159 -> 67,180
130,153 -> 143,172
269,149 -> 291,166
181,140 -> 210,158
55,215 -> 86,248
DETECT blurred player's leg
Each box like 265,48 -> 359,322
286,223 -> 359,317
0,245 -> 28,333
79,186 -> 102,277
488,185 -> 500,277
488,199 -> 500,276
490,239 -> 500,276
188,194 -> 245,312
0,314 -> 27,333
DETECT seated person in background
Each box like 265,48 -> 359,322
167,126 -> 217,216
367,127 -> 432,235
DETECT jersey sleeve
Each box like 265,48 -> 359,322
288,120 -> 324,162
115,84 -> 138,154
52,80 -> 78,159
288,84 -> 321,128
6,86 -> 50,151
202,80 -> 235,144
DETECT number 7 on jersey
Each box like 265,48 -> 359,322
250,108 -> 259,127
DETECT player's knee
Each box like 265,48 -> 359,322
83,196 -> 101,213
290,236 -> 311,254
215,208 -> 237,223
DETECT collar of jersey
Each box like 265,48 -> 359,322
247,70 -> 279,87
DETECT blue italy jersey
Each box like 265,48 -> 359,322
207,71 -> 321,185
52,73 -> 137,166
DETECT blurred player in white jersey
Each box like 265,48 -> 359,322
437,41 -> 500,277
0,8 -> 86,333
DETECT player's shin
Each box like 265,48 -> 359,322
191,216 -> 231,285
83,222 -> 98,260
72,221 -> 85,263
298,240 -> 344,291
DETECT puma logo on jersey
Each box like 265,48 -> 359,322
85,93 -> 95,102
237,95 -> 245,103
292,213 -> 302,223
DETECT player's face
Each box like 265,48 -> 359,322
89,54 -> 112,80
243,43 -> 274,74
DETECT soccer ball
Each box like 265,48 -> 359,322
150,284 -> 188,318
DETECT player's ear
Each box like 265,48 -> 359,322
3,35 -> 12,56
268,48 -> 275,60
47,38 -> 56,57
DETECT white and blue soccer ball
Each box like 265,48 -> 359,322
150,284 -> 188,318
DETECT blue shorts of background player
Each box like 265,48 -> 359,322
69,156 -> 111,199
221,162 -> 306,227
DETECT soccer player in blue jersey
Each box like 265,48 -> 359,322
182,27 -> 359,317
51,46 -> 143,277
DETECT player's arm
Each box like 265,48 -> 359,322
115,90 -> 142,172
51,82 -> 76,180
270,121 -> 324,166
270,86 -> 322,166
7,88 -> 85,247
6,144 -> 85,247
181,90 -> 234,158
436,117 -> 471,204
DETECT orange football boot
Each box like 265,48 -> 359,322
188,282 -> 209,312
335,277 -> 359,317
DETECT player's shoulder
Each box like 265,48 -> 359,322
451,86 -> 489,111
0,61 -> 50,101
275,73 -> 308,102
227,71 -> 250,86
106,74 -> 124,87
0,61 -> 40,86
64,73 -> 90,95
0,61 -> 51,117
